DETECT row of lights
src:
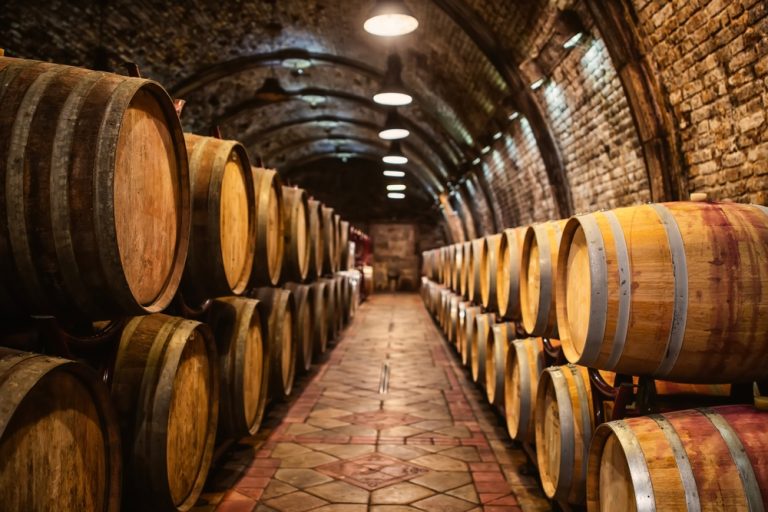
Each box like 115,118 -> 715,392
364,0 -> 419,200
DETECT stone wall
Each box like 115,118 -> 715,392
370,223 -> 421,292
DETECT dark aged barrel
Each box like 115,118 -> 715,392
556,202 -> 768,383
208,296 -> 267,439
471,313 -> 494,385
284,282 -> 315,373
496,227 -> 526,320
250,168 -> 284,286
111,314 -> 218,511
486,321 -> 514,408
588,405 -> 768,512
0,57 -> 190,318
281,187 -> 310,282
323,277 -> 340,341
182,135 -> 255,303
0,349 -> 121,512
306,199 -> 325,280
321,206 -> 338,275
251,287 -> 296,399
339,220 -> 351,270
505,337 -> 545,442
521,220 -> 567,337
310,280 -> 330,355
480,233 -> 502,312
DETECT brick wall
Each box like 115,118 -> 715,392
370,223 -> 420,292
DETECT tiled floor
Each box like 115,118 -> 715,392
194,293 -> 549,512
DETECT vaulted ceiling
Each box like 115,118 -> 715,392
2,0 -> 557,223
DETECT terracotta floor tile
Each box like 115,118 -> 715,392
306,480 -> 370,503
370,482 -> 436,504
409,471 -> 472,492
260,480 -> 297,500
410,454 -> 468,472
270,443 -> 313,459
274,468 -> 333,489
412,493 -> 475,512
446,483 -> 479,504
279,451 -> 339,468
439,446 -> 481,462
265,491 -> 328,512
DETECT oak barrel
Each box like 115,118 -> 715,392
251,287 -> 296,399
521,220 -> 566,337
471,313 -> 494,385
332,274 -> 347,332
112,314 -> 218,511
306,199 -> 325,280
333,213 -> 343,273
461,305 -> 482,366
459,242 -> 471,299
250,168 -> 284,286
321,277 -> 340,341
310,280 -> 330,355
208,296 -> 267,439
0,348 -> 121,512
339,220 -> 351,270
480,234 -> 502,312
281,187 -> 310,282
447,294 -> 462,346
452,242 -> 464,293
182,134 -> 255,304
467,238 -> 485,304
588,405 -> 768,512
284,282 -> 315,373
0,57 -> 190,318
496,227 -> 526,320
505,337 -> 545,442
321,206 -> 338,275
556,202 -> 768,383
486,321 -> 514,407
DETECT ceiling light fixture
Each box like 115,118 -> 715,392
387,192 -> 406,199
563,32 -> 583,49
555,10 -> 586,50
481,146 -> 491,154
301,94 -> 326,106
383,169 -> 406,177
493,132 -> 503,140
472,157 -> 481,165
383,140 -> 408,164
364,0 -> 419,37
378,109 -> 410,140
508,111 -> 520,121
373,54 -> 412,106
387,184 -> 406,191
530,78 -> 545,90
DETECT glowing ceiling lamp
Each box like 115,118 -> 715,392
378,109 -> 410,140
373,54 -> 412,106
364,0 -> 419,37
383,140 -> 408,164
383,169 -> 405,177
387,192 -> 406,199
387,184 -> 406,191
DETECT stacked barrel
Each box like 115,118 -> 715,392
0,56 -> 366,512
422,200 -> 768,511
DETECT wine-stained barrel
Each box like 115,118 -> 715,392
306,199 -> 325,280
250,168 -> 284,286
281,187 -> 310,282
208,296 -> 267,439
182,135 -> 255,304
112,314 -> 218,511
521,220 -> 566,337
251,287 -> 296,399
496,227 -> 526,320
471,313 -> 494,385
588,405 -> 768,512
557,202 -> 768,383
486,321 -> 514,408
505,337 -> 545,442
0,57 -> 190,318
480,234 -> 502,312
310,280 -> 329,355
321,206 -> 338,275
0,348 -> 121,512
284,282 -> 315,373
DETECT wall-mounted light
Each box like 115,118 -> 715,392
554,10 -> 586,50
378,109 -> 410,140
383,169 -> 406,177
383,140 -> 408,164
520,58 -> 546,91
387,192 -> 406,199
364,0 -> 419,37
387,184 -> 406,191
373,54 -> 412,106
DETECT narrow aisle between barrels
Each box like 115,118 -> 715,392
195,293 -> 548,512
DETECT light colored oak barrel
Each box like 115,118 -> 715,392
588,405 -> 768,512
455,300 -> 472,352
447,294 -> 462,345
462,305 -> 483,366
181,135 -> 255,304
480,234 -> 503,312
251,287 -> 296,399
443,245 -> 455,288
0,57 -> 190,318
505,337 -> 545,442
467,238 -> 486,304
521,220 -> 567,337
458,242 -> 471,298
306,199 -> 325,280
310,280 -> 330,355
333,213 -> 343,273
321,206 -> 338,275
111,314 -> 218,511
208,296 -> 268,439
556,202 -> 768,383
344,269 -> 362,321
496,227 -> 526,320
471,313 -> 494,385
438,287 -> 451,333
452,243 -> 464,293
250,168 -> 284,286
281,187 -> 310,282
486,321 -> 514,408
0,348 -> 121,512
337,272 -> 352,327
333,274 -> 347,331
339,220 -> 351,270
285,282 -> 315,373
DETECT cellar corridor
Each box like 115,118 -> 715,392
195,293 -> 547,512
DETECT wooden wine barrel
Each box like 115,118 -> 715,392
521,220 -> 567,337
333,213 -> 342,273
251,287 -> 296,399
337,273 -> 352,327
438,287 -> 451,333
0,348 -> 121,512
557,202 -> 768,383
306,199 -> 325,280
281,187 -> 310,282
447,294 -> 462,345
339,220 -> 350,270
0,57 -> 190,319
208,296 -> 267,439
505,337 -> 545,442
322,277 -> 340,341
321,206 -> 338,275
112,314 -> 218,511
588,405 -> 768,512
535,364 -> 602,504
486,321 -> 514,407
310,280 -> 330,355
455,300 -> 471,352
182,135 -> 255,304
250,168 -> 284,286
496,227 -> 526,320
480,234 -> 502,312
443,245 -> 455,288
458,242 -> 471,298
471,313 -> 494,385
467,239 -> 485,304
452,243 -> 463,294
462,305 -> 482,366
284,282 -> 315,373
333,274 -> 347,332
